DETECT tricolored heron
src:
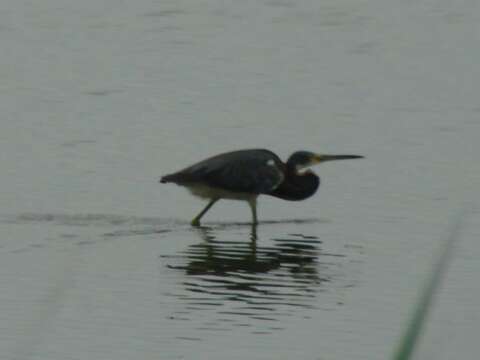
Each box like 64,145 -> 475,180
160,149 -> 363,226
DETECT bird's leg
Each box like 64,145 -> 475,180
191,198 -> 218,226
249,223 -> 258,245
248,197 -> 258,225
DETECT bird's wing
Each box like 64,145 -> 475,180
205,157 -> 285,194
168,149 -> 285,194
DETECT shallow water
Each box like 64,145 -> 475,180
0,214 -> 365,359
1,0 -> 480,359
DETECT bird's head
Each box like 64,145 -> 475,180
287,151 -> 363,174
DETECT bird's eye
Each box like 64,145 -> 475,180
266,159 -> 275,166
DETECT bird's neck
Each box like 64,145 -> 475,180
271,166 -> 320,201
290,171 -> 320,200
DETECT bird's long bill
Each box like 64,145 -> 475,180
313,154 -> 364,163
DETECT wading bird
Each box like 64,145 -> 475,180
160,149 -> 362,226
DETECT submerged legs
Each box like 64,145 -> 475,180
191,198 -> 218,226
248,198 -> 258,225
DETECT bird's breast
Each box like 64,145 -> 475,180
185,183 -> 257,201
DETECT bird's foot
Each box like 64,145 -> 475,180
191,218 -> 201,227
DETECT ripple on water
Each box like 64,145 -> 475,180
4,213 -> 177,227
161,225 -> 349,335
0,213 -> 177,253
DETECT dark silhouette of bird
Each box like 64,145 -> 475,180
160,149 -> 363,226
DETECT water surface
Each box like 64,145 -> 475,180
1,0 -> 480,359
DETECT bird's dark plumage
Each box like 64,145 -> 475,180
160,149 -> 363,225
161,149 -> 285,195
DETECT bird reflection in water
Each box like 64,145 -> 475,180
182,225 -> 281,278
162,224 -> 345,328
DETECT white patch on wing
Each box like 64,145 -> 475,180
266,159 -> 275,166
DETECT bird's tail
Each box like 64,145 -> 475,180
159,175 -> 172,183
160,172 -> 190,184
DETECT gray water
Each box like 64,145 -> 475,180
1,0 -> 480,359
